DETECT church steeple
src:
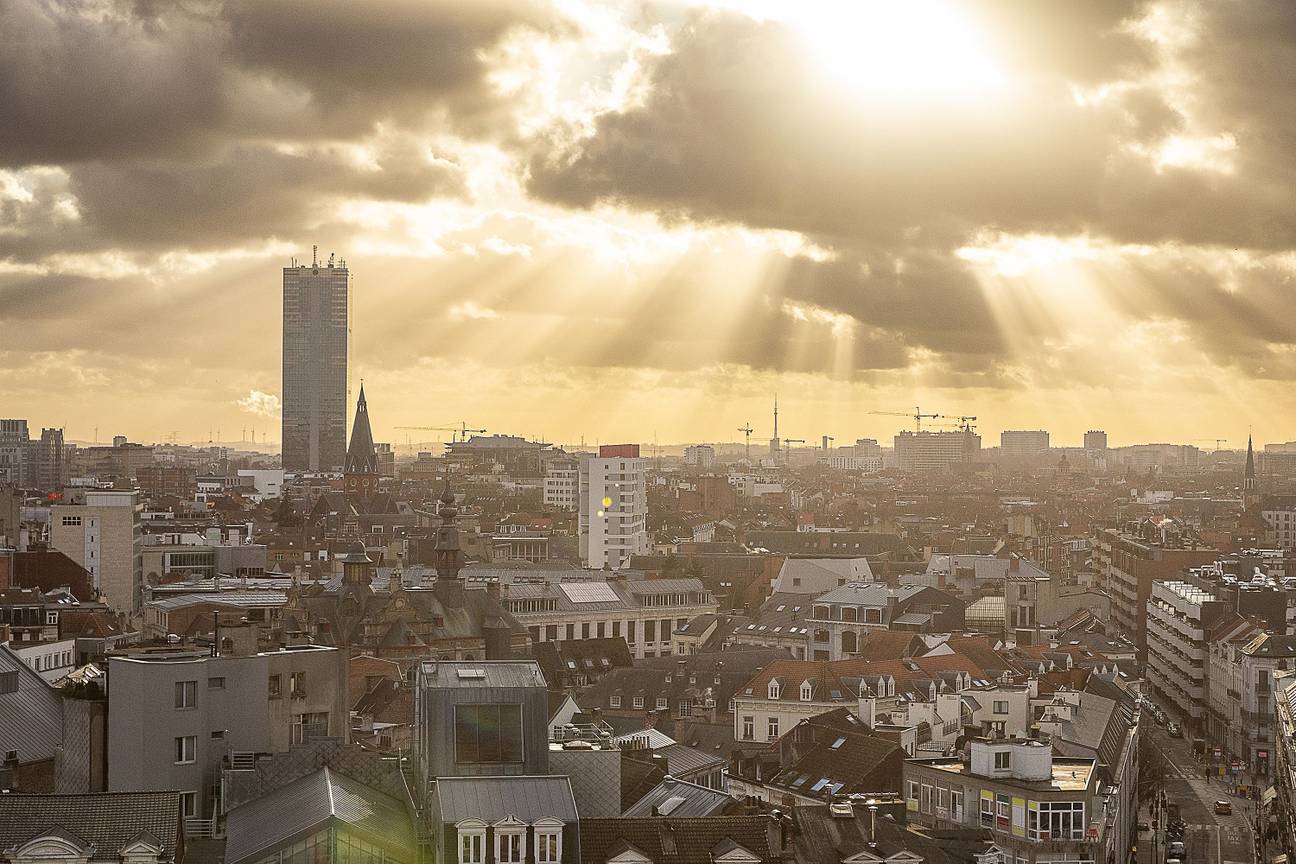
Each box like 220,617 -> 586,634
344,384 -> 379,497
1244,433 -> 1259,509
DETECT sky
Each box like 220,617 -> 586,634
4,0 -> 1296,450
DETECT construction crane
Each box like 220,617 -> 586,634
737,423 -> 754,461
953,415 -> 977,433
821,435 -> 835,450
1189,438 -> 1229,451
395,422 -> 487,444
867,406 -> 943,432
782,438 -> 806,464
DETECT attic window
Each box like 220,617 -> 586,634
800,683 -> 813,701
830,737 -> 847,749
768,681 -> 781,699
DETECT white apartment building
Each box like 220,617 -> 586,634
894,430 -> 981,471
729,473 -> 783,498
683,444 -> 716,468
1145,579 -> 1227,731
499,576 -> 716,659
50,490 -> 143,614
578,447 -> 649,570
815,454 -> 882,472
543,459 -> 579,511
999,430 -> 1050,457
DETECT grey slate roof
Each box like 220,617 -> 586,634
811,582 -> 925,605
623,776 -> 732,817
0,642 -> 63,766
655,742 -> 725,777
431,775 -> 579,824
417,660 -> 547,689
225,766 -> 415,864
0,792 -> 181,859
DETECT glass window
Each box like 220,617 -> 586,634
180,790 -> 197,818
767,716 -> 780,739
994,751 -> 1010,770
454,704 -> 524,764
496,831 -> 524,864
610,695 -> 621,708
175,736 -> 195,764
742,716 -> 754,739
208,676 -> 225,690
459,830 -> 485,864
269,674 -> 281,698
536,829 -> 562,864
174,681 -> 197,709
633,696 -> 645,709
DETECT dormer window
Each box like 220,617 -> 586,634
768,680 -> 781,699
800,681 -> 813,701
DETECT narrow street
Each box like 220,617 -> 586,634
1138,720 -> 1257,864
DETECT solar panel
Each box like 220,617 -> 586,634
559,582 -> 620,603
811,778 -> 831,792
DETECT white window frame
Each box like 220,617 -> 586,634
633,696 -> 645,709
767,716 -> 780,740
175,680 -> 197,710
610,695 -> 621,708
800,682 -> 813,702
180,790 -> 198,818
494,819 -> 526,864
175,735 -> 196,764
457,821 -> 487,864
535,820 -> 564,864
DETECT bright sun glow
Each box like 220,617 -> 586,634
777,0 -> 1006,100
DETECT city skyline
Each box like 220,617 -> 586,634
7,1 -> 1296,446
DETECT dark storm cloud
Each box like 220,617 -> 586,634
0,0 -> 571,167
0,141 -> 465,260
525,1 -> 1296,378
220,0 -> 572,136
527,7 -> 1151,247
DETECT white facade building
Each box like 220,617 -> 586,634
543,459 -> 579,511
1145,580 -> 1226,731
683,444 -> 716,468
578,448 -> 649,570
894,430 -> 981,471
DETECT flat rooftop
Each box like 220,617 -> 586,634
914,757 -> 1096,791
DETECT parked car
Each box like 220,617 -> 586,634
1168,841 -> 1186,857
1214,800 -> 1233,815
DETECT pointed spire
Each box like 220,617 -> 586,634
344,384 -> 378,475
1246,433 -> 1256,479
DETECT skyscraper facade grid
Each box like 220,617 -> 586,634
282,257 -> 348,472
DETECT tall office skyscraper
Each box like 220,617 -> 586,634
282,251 -> 348,472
